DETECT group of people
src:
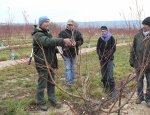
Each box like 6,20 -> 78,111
32,16 -> 83,111
32,16 -> 150,111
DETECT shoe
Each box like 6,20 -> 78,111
146,101 -> 150,108
110,91 -> 117,97
50,101 -> 61,109
38,104 -> 48,111
136,98 -> 144,104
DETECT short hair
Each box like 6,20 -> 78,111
100,26 -> 108,30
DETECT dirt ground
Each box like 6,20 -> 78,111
110,77 -> 150,115
27,90 -> 150,115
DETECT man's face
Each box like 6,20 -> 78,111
142,24 -> 150,32
101,30 -> 108,35
40,20 -> 50,30
67,24 -> 75,30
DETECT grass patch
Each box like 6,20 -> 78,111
0,45 -> 133,114
114,45 -> 134,78
0,47 -> 32,61
0,34 -> 133,62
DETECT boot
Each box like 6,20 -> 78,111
109,83 -> 116,97
50,100 -> 61,109
38,104 -> 48,111
136,97 -> 144,104
110,90 -> 116,97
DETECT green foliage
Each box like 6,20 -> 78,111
1,99 -> 30,115
0,56 -> 7,61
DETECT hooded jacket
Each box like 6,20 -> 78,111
32,26 -> 64,70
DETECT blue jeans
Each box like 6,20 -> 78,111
100,60 -> 115,91
136,70 -> 150,102
64,56 -> 76,85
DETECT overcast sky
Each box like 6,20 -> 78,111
0,0 -> 149,23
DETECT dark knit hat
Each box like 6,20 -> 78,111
100,26 -> 108,30
39,16 -> 49,26
142,17 -> 150,26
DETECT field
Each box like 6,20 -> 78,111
0,44 -> 134,114
0,24 -> 142,114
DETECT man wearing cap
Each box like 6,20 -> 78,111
96,26 -> 116,97
58,19 -> 83,87
130,17 -> 150,107
32,16 -> 73,111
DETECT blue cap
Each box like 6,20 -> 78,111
39,16 -> 49,26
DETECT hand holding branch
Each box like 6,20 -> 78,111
63,38 -> 75,47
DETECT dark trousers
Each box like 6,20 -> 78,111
36,69 -> 56,105
136,70 -> 150,102
100,60 -> 115,91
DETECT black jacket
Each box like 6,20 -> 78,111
96,36 -> 116,62
58,29 -> 83,57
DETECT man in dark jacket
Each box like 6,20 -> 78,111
58,19 -> 83,86
96,26 -> 116,96
32,16 -> 73,111
130,17 -> 150,107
